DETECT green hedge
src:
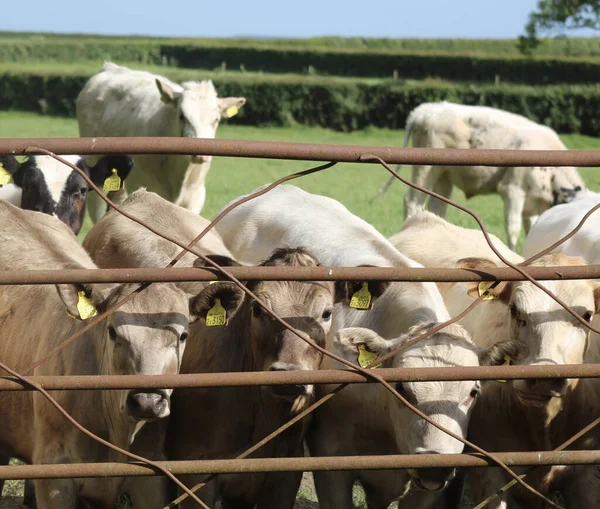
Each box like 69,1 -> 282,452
4,32 -> 600,58
1,40 -> 600,85
2,70 -> 600,135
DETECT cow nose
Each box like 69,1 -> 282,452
525,377 -> 568,396
267,363 -> 311,400
125,389 -> 170,420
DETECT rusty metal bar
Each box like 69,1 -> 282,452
0,265 -> 597,285
1,451 -> 599,480
5,137 -> 600,167
3,364 -> 600,391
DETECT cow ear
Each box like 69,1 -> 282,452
0,156 -> 20,176
55,283 -> 105,320
335,270 -> 390,305
156,79 -> 179,105
333,327 -> 393,365
478,339 -> 525,367
457,257 -> 511,303
192,255 -> 242,269
189,282 -> 245,324
592,283 -> 600,315
88,155 -> 135,187
218,97 -> 246,118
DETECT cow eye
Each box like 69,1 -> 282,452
252,301 -> 263,318
510,305 -> 526,326
108,326 -> 117,341
179,331 -> 188,343
470,387 -> 481,399
583,311 -> 594,323
321,309 -> 333,321
395,382 -> 405,394
79,187 -> 88,195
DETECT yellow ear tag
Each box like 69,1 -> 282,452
0,162 -> 14,186
349,282 -> 373,310
478,282 -> 497,301
226,105 -> 239,118
206,298 -> 227,327
497,354 -> 511,383
357,344 -> 379,369
77,291 -> 98,320
103,169 -> 122,192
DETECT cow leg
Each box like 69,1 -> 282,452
34,478 -> 78,509
23,479 -> 38,508
174,162 -> 211,215
312,470 -> 355,509
404,165 -> 441,219
468,468 -> 509,509
499,185 -> 526,252
523,214 -> 538,234
427,172 -> 453,218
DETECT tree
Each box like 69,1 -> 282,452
518,1 -> 600,55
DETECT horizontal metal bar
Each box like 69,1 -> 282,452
1,451 -> 599,480
0,265 -> 597,285
3,364 -> 600,391
4,137 -> 600,167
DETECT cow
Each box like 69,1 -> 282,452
523,190 -> 600,266
0,199 -> 229,509
212,184 -> 497,506
0,154 -> 134,235
76,62 -> 246,222
373,101 -> 586,251
390,210 -> 600,507
82,190 -> 368,508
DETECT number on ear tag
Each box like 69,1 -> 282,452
103,169 -> 122,192
478,282 -> 497,301
0,163 -> 14,186
357,344 -> 379,369
226,105 -> 239,118
349,282 -> 373,310
77,291 -> 98,320
206,298 -> 227,327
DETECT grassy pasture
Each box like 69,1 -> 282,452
2,111 -> 600,250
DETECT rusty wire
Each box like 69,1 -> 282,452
2,140 -> 597,507
5,137 -> 600,166
20,150 -> 557,508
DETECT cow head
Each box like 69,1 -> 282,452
333,323 -> 521,492
190,248 -> 387,412
14,155 -> 134,235
459,254 -> 600,405
551,167 -> 586,206
55,280 -> 230,421
155,78 -> 246,164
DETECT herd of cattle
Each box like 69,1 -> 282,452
0,61 -> 598,509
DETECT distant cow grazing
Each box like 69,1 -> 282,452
0,154 -> 133,234
391,211 -> 600,506
374,101 -> 586,251
76,62 -> 246,222
0,199 -> 224,509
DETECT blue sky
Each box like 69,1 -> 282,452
1,0 -> 583,39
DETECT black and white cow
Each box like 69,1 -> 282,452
0,155 -> 134,235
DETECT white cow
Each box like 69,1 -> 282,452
523,190 -> 600,266
214,185 -> 517,507
375,101 -> 586,251
76,62 -> 246,221
390,211 -> 600,507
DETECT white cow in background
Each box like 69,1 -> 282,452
374,101 -> 586,251
523,190 -> 600,265
76,62 -> 246,222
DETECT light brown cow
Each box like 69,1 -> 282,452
82,191 -> 365,508
390,211 -> 600,507
0,200 -> 220,509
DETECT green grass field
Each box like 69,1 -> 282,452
2,110 -> 600,251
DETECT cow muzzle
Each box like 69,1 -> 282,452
513,377 -> 569,405
267,362 -> 312,401
408,463 -> 456,492
125,389 -> 170,420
